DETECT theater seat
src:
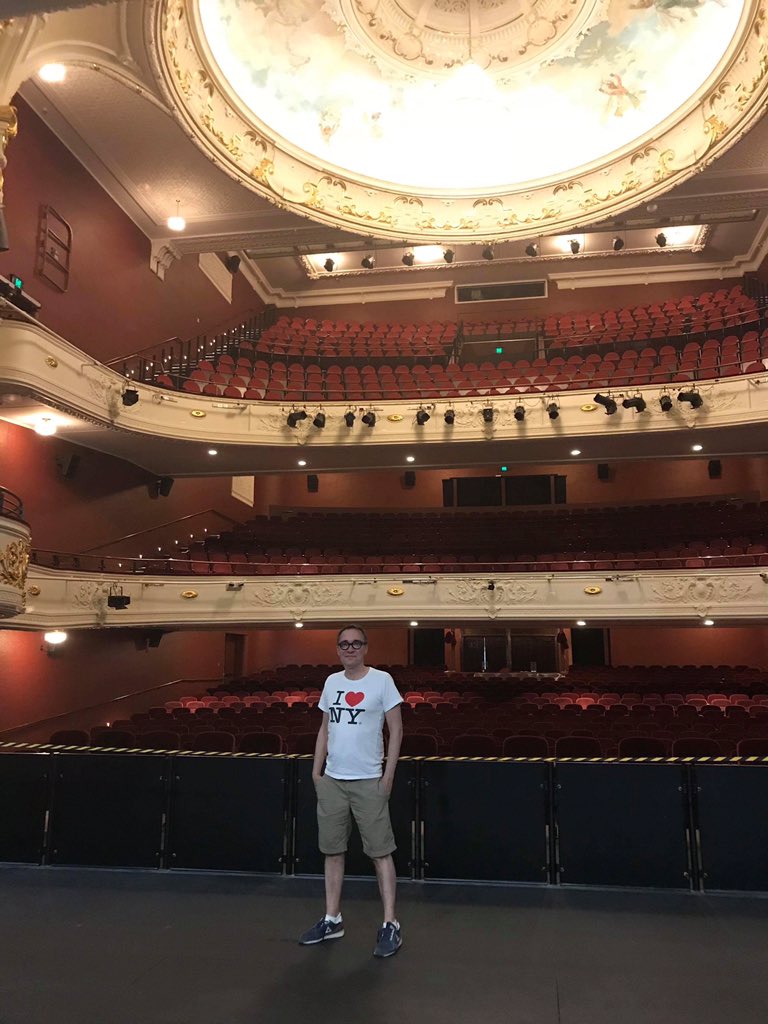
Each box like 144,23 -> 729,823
736,738 -> 768,756
189,731 -> 236,752
451,735 -> 501,757
400,734 -> 439,756
502,735 -> 549,757
671,738 -> 721,757
50,730 -> 89,745
287,732 -> 318,755
555,736 -> 602,757
618,737 -> 668,758
139,730 -> 182,750
240,732 -> 283,753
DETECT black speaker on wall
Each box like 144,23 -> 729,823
157,476 -> 174,497
55,453 -> 80,479
307,474 -> 319,493
597,463 -> 611,482
403,470 -> 416,489
708,459 -> 722,479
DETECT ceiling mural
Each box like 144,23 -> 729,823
152,0 -> 768,241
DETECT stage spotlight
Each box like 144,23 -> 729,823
343,410 -> 356,427
655,232 -> 667,248
323,257 -> 335,273
482,245 -> 494,261
312,411 -> 326,428
402,251 -> 415,267
361,255 -> 375,269
514,403 -> 525,421
546,401 -> 560,420
361,409 -> 376,427
286,408 -> 308,428
622,395 -> 647,413
107,585 -> 130,610
122,388 -> 139,407
443,249 -> 455,264
659,393 -> 673,412
444,409 -> 455,425
415,407 -> 430,426
525,242 -> 538,257
481,406 -> 494,423
678,389 -> 703,409
569,238 -> 581,255
594,393 -> 618,415
612,236 -> 625,252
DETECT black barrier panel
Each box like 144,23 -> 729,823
556,763 -> 691,889
49,754 -> 166,868
0,753 -> 50,863
167,756 -> 286,872
292,759 -> 417,877
696,765 -> 768,892
421,760 -> 550,882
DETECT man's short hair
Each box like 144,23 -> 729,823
336,623 -> 368,645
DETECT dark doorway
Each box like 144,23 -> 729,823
570,627 -> 607,667
461,634 -> 507,672
412,628 -> 445,667
224,633 -> 246,677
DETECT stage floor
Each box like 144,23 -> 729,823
1,865 -> 766,1024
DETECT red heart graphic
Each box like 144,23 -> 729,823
345,692 -> 364,707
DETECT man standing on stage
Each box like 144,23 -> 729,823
298,624 -> 404,958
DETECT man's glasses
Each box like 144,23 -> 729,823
337,639 -> 366,651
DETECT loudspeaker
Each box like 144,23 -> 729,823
597,463 -> 611,482
55,453 -> 80,479
708,459 -> 722,479
403,470 -> 416,489
307,474 -> 319,493
157,476 -> 174,497
134,629 -> 164,651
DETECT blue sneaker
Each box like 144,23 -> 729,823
298,917 -> 344,945
373,921 -> 402,958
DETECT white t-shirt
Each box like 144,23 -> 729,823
319,667 -> 403,780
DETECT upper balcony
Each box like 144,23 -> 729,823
0,486 -> 30,619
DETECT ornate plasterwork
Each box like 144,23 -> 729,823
0,538 -> 29,589
649,576 -> 753,615
445,578 -> 539,617
250,581 -> 346,617
150,0 -> 768,243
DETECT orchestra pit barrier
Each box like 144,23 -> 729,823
0,745 -> 767,892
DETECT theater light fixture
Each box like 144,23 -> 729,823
295,621 -> 304,629
297,459 -> 307,467
107,584 -> 130,610
323,257 -> 335,273
594,393 -> 618,415
286,408 -> 308,428
482,245 -> 494,261
361,409 -> 376,427
402,251 -> 415,267
43,630 -> 67,645
34,416 -> 57,436
444,409 -> 455,424
312,411 -> 326,428
570,449 -> 581,456
655,232 -> 668,248
415,407 -> 430,426
514,403 -> 525,421
576,620 -> 587,627
122,388 -> 139,407
569,238 -> 581,255
443,249 -> 455,264
659,393 -> 673,412
546,401 -> 560,420
525,242 -> 538,257
167,200 -> 186,232
410,620 -> 419,627
481,406 -> 494,423
39,63 -> 67,83
703,618 -> 715,626
406,455 -> 415,463
622,395 -> 647,413
612,236 -> 625,252
344,410 -> 356,427
691,443 -> 703,452
361,255 -> 375,269
678,390 -> 703,409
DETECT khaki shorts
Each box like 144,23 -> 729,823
316,775 -> 396,859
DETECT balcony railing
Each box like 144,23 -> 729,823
0,487 -> 25,523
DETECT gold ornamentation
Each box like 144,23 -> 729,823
580,403 -> 597,411
387,586 -> 405,596
0,539 -> 29,589
584,586 -> 602,595
386,414 -> 403,422
190,410 -> 206,418
181,590 -> 198,599
45,357 -> 58,368
27,584 -> 40,597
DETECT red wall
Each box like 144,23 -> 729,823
0,628 -> 225,736
610,626 -> 768,670
244,626 -> 408,671
0,98 -> 261,363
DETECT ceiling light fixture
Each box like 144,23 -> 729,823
207,448 -> 218,456
406,455 -> 415,463
39,63 -> 67,83
295,621 -> 304,629
678,390 -> 703,409
612,236 -> 625,252
622,395 -> 647,413
482,245 -> 494,261
525,242 -> 538,257
34,416 -> 57,436
594,393 -> 617,415
410,620 -> 419,627
167,200 -> 186,232
443,249 -> 455,264
323,257 -> 335,273
570,448 -> 581,456
297,459 -> 307,467
402,251 -> 415,267
691,443 -> 703,452
703,618 -> 715,626
361,255 -> 375,269
655,232 -> 668,248
576,620 -> 587,627
43,629 -> 68,645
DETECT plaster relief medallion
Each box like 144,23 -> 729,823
649,576 -> 752,615
71,582 -> 106,608
0,540 -> 30,589
27,584 -> 41,597
45,357 -> 58,369
251,582 -> 345,609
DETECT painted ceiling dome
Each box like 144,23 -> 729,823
154,0 -> 766,242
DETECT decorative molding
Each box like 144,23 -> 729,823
197,251 -> 232,302
0,517 -> 31,619
649,576 -> 754,616
150,238 -> 181,280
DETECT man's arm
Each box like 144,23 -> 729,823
381,704 -> 403,794
312,713 -> 329,783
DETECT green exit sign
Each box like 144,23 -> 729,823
495,346 -> 503,354
10,274 -> 22,290
501,465 -> 508,472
